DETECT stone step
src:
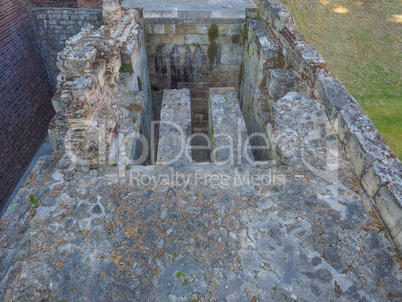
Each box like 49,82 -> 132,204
157,89 -> 192,164
209,87 -> 254,165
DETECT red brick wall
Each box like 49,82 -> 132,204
0,0 -> 55,208
30,0 -> 102,9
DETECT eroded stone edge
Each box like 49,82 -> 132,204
259,0 -> 402,254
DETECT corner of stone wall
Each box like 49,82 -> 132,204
258,0 -> 402,255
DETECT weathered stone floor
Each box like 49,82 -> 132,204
0,93 -> 401,301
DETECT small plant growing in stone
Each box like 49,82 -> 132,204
176,271 -> 189,284
125,165 -> 131,171
29,194 -> 39,207
111,159 -> 117,167
273,286 -> 277,291
173,251 -> 179,257
131,103 -> 142,113
255,10 -> 261,20
119,63 -> 134,74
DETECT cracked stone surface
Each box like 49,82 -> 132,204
0,93 -> 401,301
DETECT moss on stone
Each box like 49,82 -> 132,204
207,42 -> 218,65
208,24 -> 219,42
207,24 -> 219,65
119,63 -> 134,74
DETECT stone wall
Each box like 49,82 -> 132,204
143,11 -> 246,131
0,0 -> 54,209
239,19 -> 285,160
32,8 -> 103,86
251,0 -> 402,254
49,4 -> 152,171
30,0 -> 102,9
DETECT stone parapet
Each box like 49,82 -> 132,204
259,0 -> 402,254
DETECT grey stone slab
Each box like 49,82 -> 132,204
209,87 -> 254,165
157,89 -> 192,165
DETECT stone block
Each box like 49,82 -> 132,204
70,75 -> 98,99
230,23 -> 243,34
374,187 -> 402,239
217,24 -> 231,35
221,54 -> 243,65
215,35 -> 231,44
231,34 -> 242,44
314,75 -> 361,125
158,34 -> 172,44
172,35 -> 185,44
57,46 -> 97,75
176,25 -> 196,34
147,35 -> 161,45
267,69 -> 295,100
164,24 -> 176,34
185,34 -> 202,45
195,25 -> 208,34
394,232 -> 402,255
48,115 -> 67,151
151,24 -> 165,34
91,60 -> 107,88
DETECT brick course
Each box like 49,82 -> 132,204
0,0 -> 55,208
30,0 -> 102,9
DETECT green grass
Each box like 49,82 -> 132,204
281,0 -> 402,159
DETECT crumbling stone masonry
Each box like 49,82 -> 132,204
0,0 -> 401,301
48,2 -> 152,171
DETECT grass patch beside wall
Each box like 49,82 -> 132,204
281,0 -> 401,159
